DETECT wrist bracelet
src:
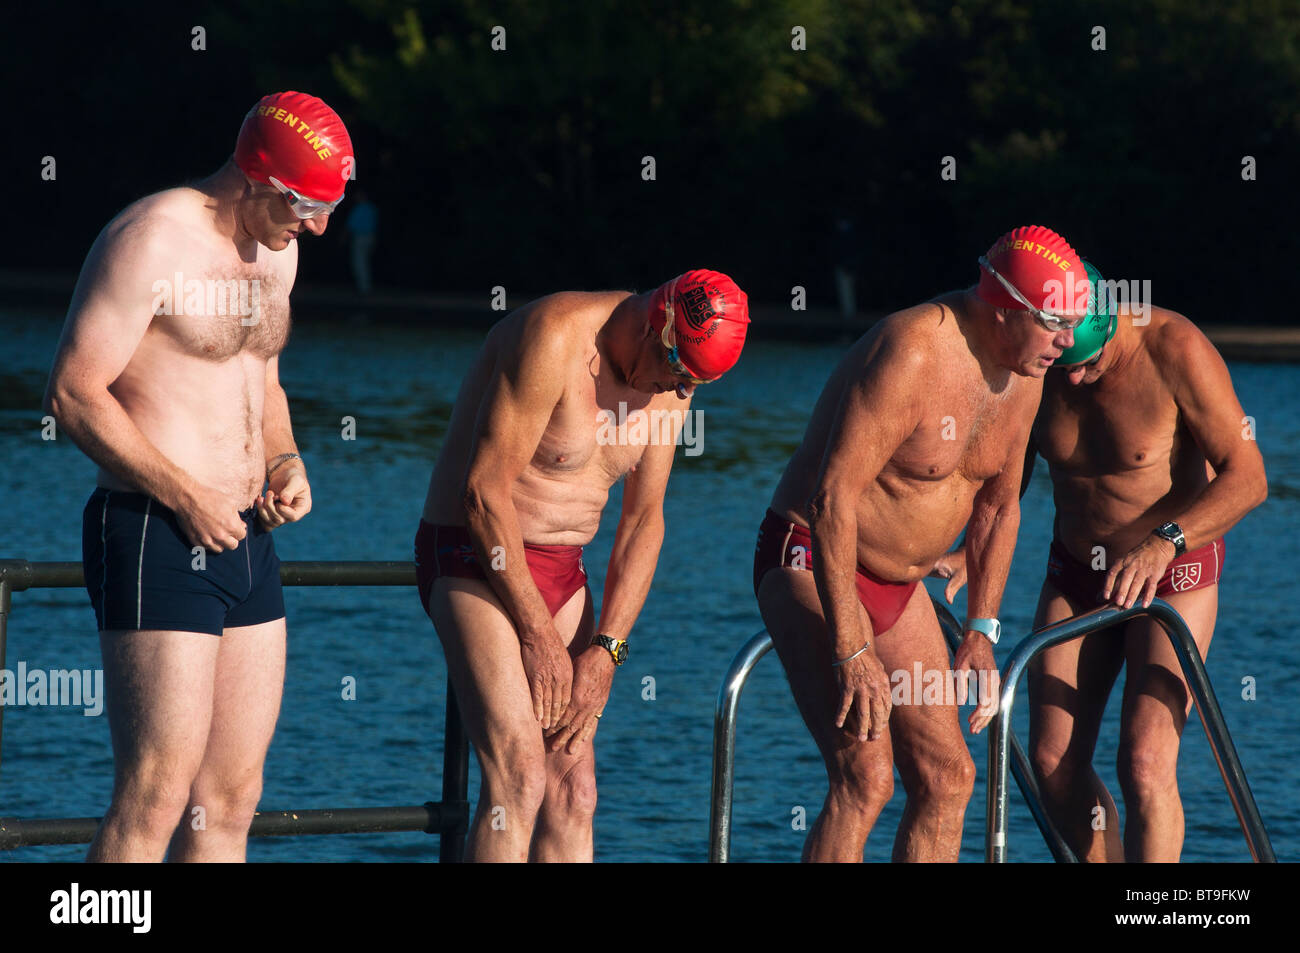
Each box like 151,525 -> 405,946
831,642 -> 871,668
267,453 -> 301,479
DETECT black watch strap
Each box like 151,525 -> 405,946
1153,521 -> 1187,557
591,634 -> 627,666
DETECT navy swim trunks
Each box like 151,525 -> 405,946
81,487 -> 285,635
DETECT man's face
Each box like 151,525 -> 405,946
242,181 -> 331,250
1056,342 -> 1108,386
1002,309 -> 1075,378
629,325 -> 700,398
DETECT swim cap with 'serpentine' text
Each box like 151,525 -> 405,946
234,91 -> 354,204
648,270 -> 750,381
977,225 -> 1087,314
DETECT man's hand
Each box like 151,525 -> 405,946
520,630 -> 573,730
176,483 -> 247,553
834,646 -> 893,742
928,548 -> 968,603
954,631 -> 1000,734
546,645 -> 615,754
258,462 -> 312,530
1104,535 -> 1176,609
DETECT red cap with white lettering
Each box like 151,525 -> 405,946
234,91 -> 353,203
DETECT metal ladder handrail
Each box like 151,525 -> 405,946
709,596 -> 1077,862
0,558 -> 470,861
988,599 -> 1275,862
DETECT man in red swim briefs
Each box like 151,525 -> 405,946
417,271 -> 749,861
943,259 -> 1267,861
755,226 -> 1086,862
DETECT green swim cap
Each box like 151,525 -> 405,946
1056,259 -> 1116,365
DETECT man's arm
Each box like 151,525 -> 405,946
1106,319 -> 1268,606
1158,323 -> 1267,547
807,326 -> 927,740
459,307 -> 576,728
549,407 -> 681,752
956,396 -> 1037,731
257,354 -> 311,528
43,217 -> 246,551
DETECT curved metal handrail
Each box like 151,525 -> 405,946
708,596 -> 1077,862
987,599 -> 1274,862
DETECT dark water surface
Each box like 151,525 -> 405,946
1,310 -> 1296,862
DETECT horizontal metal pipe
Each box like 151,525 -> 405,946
0,559 -> 417,591
0,802 -> 469,849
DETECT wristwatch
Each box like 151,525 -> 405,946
1152,521 -> 1187,557
967,617 -> 1001,645
591,634 -> 628,666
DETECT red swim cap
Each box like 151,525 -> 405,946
234,91 -> 353,203
977,225 -> 1087,313
648,270 -> 750,381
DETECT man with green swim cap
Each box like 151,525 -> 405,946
1054,261 -> 1117,367
936,258 -> 1267,861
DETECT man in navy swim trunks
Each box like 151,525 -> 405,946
417,270 -> 749,861
43,92 -> 351,861
939,260 -> 1267,861
756,226 -> 1087,862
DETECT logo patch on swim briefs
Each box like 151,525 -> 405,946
1169,563 -> 1201,592
680,284 -> 720,331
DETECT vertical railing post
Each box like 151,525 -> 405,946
438,685 -> 469,862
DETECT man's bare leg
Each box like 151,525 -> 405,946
760,568 -> 896,862
87,630 -> 220,862
429,577 -> 549,862
1027,583 -> 1125,862
874,584 -> 975,863
168,618 -> 286,862
1117,585 -> 1218,862
531,587 -> 598,862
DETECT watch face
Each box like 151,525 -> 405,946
614,642 -> 628,664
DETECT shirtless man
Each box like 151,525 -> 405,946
43,92 -> 351,861
755,226 -> 1087,862
1021,261 -> 1265,861
417,270 -> 749,862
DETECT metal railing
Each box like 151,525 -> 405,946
709,597 -> 1076,862
0,559 -> 469,861
987,599 -> 1275,862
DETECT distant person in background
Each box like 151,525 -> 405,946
345,190 -> 378,295
832,216 -> 860,322
756,226 -> 1086,862
417,270 -> 749,861
43,91 -> 349,862
939,259 -> 1267,862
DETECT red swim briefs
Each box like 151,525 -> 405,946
1045,534 -> 1225,606
753,508 -> 918,636
415,521 -> 587,618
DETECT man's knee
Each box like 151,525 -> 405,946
479,737 -> 548,815
550,760 -> 598,822
1031,737 -> 1080,792
113,765 -> 195,836
829,753 -> 895,814
1117,740 -> 1179,802
912,746 -> 976,807
189,771 -> 264,831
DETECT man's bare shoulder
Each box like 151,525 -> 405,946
95,188 -> 211,265
487,290 -> 625,371
505,291 -> 627,347
1140,305 -> 1225,382
859,298 -> 953,373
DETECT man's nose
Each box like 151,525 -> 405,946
302,213 -> 329,236
1055,326 -> 1076,349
